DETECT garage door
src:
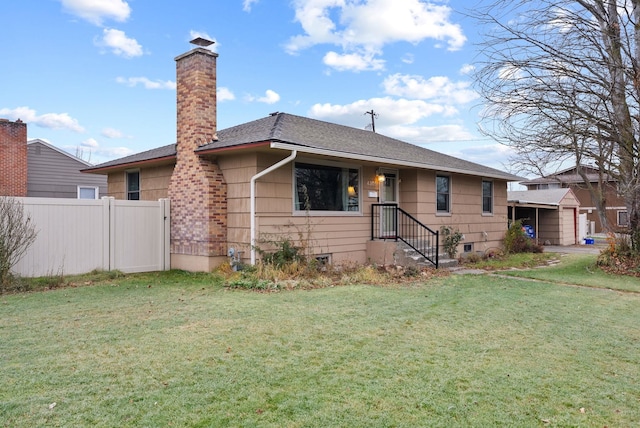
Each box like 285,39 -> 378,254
562,208 -> 576,245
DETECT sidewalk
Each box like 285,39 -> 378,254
542,244 -> 602,255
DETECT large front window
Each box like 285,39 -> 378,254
295,162 -> 359,212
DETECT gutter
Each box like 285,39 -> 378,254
250,150 -> 297,265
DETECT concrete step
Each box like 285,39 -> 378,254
397,241 -> 455,268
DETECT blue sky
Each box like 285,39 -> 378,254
0,0 -> 513,171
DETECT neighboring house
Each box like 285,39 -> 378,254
508,188 -> 581,246
0,119 -> 106,199
27,139 -> 107,199
520,166 -> 627,233
84,39 -> 522,271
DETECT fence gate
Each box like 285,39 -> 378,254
12,197 -> 170,277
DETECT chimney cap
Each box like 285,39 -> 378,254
190,37 -> 214,47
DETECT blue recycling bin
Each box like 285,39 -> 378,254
522,225 -> 535,238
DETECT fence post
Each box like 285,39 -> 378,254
100,197 -> 113,271
106,197 -> 116,271
159,198 -> 171,271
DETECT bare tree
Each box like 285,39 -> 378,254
0,197 -> 38,288
473,0 -> 640,251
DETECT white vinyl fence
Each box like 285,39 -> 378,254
12,197 -> 170,277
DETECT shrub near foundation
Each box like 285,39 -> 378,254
504,220 -> 543,254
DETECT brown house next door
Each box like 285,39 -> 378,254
379,170 -> 398,238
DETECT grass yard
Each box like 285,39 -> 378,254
1,266 -> 639,427
499,253 -> 640,293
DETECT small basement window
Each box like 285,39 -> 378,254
463,243 -> 473,253
315,254 -> 332,266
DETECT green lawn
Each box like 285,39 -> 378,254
1,268 -> 639,427
499,253 -> 640,293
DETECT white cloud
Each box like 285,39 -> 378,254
101,127 -> 123,138
247,89 -> 281,104
386,124 -> 476,144
217,87 -> 235,102
189,30 -> 218,52
498,65 -> 524,81
383,73 -> 478,104
286,0 -> 466,71
81,138 -> 99,148
96,146 -> 134,158
0,106 -> 85,133
243,0 -> 259,12
116,76 -> 176,90
309,96 -> 453,128
323,51 -> 385,72
452,143 -> 515,169
401,53 -> 414,64
96,28 -> 143,58
459,64 -> 475,75
60,0 -> 131,26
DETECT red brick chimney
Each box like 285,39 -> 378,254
0,118 -> 27,196
168,38 -> 228,271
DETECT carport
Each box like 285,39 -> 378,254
507,188 -> 580,246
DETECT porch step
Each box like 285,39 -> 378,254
396,241 -> 457,269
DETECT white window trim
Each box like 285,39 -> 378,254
77,185 -> 99,200
292,158 -> 362,216
436,174 -> 452,216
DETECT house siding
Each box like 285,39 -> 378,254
107,164 -> 173,200
232,155 -> 510,264
402,169 -> 509,255
27,142 -> 107,198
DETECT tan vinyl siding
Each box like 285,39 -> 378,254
400,171 -> 509,254
217,152 -> 260,258
106,164 -> 173,200
224,155 -> 512,264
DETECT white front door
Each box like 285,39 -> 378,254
379,170 -> 398,237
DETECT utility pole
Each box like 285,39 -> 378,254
365,109 -> 378,133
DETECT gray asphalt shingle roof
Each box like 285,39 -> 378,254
507,189 -> 574,206
83,143 -> 176,171
86,113 -> 522,181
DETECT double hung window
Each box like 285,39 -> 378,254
126,170 -> 140,200
436,175 -> 450,213
482,180 -> 493,214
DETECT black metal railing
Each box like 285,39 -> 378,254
371,204 -> 439,268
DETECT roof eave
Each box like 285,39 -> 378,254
82,154 -> 176,174
270,142 -> 524,181
195,140 -> 271,155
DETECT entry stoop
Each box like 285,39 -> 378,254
396,240 -> 457,269
366,239 -> 456,269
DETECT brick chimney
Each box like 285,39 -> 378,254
0,118 -> 27,196
168,38 -> 228,271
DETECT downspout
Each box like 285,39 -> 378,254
250,150 -> 297,265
